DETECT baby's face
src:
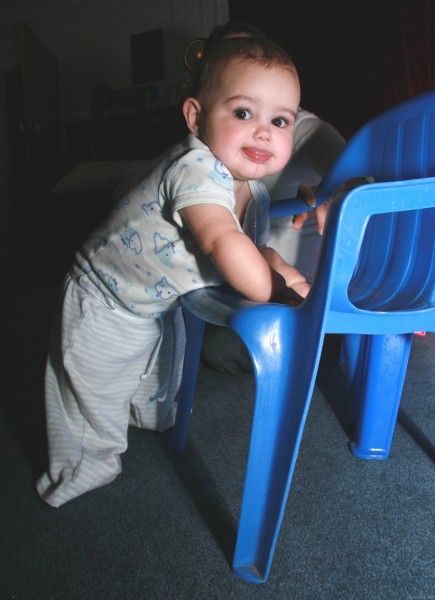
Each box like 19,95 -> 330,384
199,58 -> 300,182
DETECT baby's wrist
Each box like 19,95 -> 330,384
271,287 -> 304,306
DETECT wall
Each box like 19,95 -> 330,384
0,0 -> 228,270
0,0 -> 228,123
229,0 -> 435,139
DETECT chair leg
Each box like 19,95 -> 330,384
172,310 -> 205,452
350,333 -> 413,459
342,333 -> 365,425
229,306 -> 324,583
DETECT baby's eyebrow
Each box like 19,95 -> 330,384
272,101 -> 297,117
275,106 -> 297,117
225,94 -> 254,105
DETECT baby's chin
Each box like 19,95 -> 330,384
232,162 -> 282,182
247,164 -> 282,181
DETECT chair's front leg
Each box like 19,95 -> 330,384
172,309 -> 205,452
230,306 -> 324,583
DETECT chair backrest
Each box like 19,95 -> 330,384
347,197 -> 435,312
305,90 -> 435,324
324,180 -> 435,320
318,88 -> 435,200
270,89 -> 435,218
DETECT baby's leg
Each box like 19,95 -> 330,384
37,277 -> 177,507
129,308 -> 185,431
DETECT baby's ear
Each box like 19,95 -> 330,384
183,97 -> 202,136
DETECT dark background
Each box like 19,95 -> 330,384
229,0 -> 435,138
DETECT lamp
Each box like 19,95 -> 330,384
183,38 -> 205,72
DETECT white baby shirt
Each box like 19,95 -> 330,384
72,134 -> 271,316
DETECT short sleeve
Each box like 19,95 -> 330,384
161,146 -> 238,228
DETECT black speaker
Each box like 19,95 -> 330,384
131,28 -> 164,85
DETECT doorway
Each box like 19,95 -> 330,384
2,21 -> 61,277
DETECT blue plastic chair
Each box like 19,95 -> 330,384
172,90 -> 435,583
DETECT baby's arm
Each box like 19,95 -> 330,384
261,246 -> 310,299
181,203 -> 288,302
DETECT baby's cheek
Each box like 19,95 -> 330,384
277,139 -> 293,168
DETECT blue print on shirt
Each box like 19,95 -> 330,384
153,232 -> 175,255
141,200 -> 161,217
153,232 -> 178,269
97,269 -> 119,292
209,160 -> 233,191
120,228 -> 143,255
145,276 -> 179,301
116,195 -> 131,209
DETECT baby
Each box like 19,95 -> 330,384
37,36 -> 309,507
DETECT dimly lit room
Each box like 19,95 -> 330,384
0,1 -> 434,598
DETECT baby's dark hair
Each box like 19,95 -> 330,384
203,20 -> 271,54
188,36 -> 298,101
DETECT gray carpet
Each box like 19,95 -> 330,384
1,279 -> 434,599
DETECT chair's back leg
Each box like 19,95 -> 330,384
172,310 -> 205,452
350,333 -> 413,459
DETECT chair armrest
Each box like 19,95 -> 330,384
269,196 -> 312,218
180,286 -> 261,327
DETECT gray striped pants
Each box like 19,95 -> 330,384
36,275 -> 185,507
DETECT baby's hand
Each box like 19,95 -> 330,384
271,283 -> 310,307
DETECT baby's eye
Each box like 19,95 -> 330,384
272,116 -> 289,128
234,107 -> 252,120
